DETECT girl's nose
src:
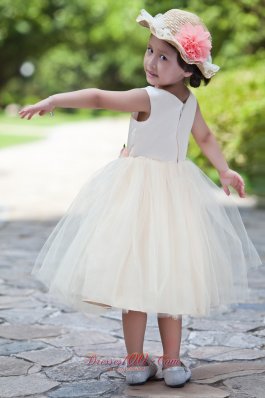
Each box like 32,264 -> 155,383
148,57 -> 157,70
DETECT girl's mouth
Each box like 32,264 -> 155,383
146,71 -> 158,78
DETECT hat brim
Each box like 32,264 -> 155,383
137,16 -> 219,79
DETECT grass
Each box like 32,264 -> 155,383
0,108 -> 125,149
0,134 -> 44,148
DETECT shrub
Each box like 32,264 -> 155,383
188,61 -> 265,198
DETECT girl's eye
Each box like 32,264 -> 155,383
146,48 -> 167,61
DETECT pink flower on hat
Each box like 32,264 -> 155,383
175,23 -> 211,63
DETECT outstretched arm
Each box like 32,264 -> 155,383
19,88 -> 151,120
191,103 -> 245,198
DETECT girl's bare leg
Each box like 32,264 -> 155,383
157,316 -> 182,369
122,310 -> 148,367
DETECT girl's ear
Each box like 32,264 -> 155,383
183,71 -> 193,78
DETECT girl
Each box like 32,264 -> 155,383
19,8 -> 262,389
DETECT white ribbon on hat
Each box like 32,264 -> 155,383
136,9 -> 220,78
203,55 -> 220,77
136,9 -> 172,39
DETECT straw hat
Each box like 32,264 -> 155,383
136,9 -> 220,78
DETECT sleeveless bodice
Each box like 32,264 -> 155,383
127,85 -> 197,162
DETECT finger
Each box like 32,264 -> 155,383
232,176 -> 240,187
238,176 -> 245,185
29,110 -> 39,119
233,178 -> 242,191
19,105 -> 32,113
240,185 -> 246,198
222,184 -> 230,196
235,175 -> 245,190
21,111 -> 32,119
20,107 -> 32,115
21,111 -> 30,119
235,180 -> 245,197
234,182 -> 241,191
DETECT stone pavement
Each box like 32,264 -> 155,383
0,116 -> 264,398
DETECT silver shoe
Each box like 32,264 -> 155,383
125,356 -> 158,385
162,361 -> 191,388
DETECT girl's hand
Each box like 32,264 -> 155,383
219,168 -> 246,198
19,97 -> 54,120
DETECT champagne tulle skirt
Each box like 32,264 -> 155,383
32,156 -> 262,319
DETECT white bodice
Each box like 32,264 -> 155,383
127,85 -> 197,162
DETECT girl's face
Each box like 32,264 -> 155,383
143,34 -> 192,88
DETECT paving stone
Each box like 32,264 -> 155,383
142,340 -> 165,358
0,324 -> 65,340
0,339 -> 50,355
112,326 -> 160,342
188,319 -> 261,333
124,380 -> 230,397
235,303 -> 265,311
1,249 -> 33,260
253,329 -> 265,337
44,310 -> 120,331
0,307 -> 57,324
73,341 -> 127,358
27,363 -> 42,373
31,291 -> 76,312
0,356 -> 32,376
191,361 -> 265,384
39,328 -> 117,348
214,308 -> 265,322
0,337 -> 11,345
251,326 -> 265,337
44,357 -> 114,382
0,373 -> 60,398
0,286 -> 35,296
188,346 -> 265,361
15,347 -> 73,366
248,288 -> 265,302
0,269 -> 37,287
188,330 -> 264,348
25,395 -> 46,398
112,325 -> 189,343
224,374 -> 265,398
47,380 -> 117,397
0,295 -> 43,309
12,277 -> 47,290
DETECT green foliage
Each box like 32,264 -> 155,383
0,0 -> 145,102
0,0 -> 264,195
188,61 -> 265,196
1,0 -> 265,103
187,0 -> 265,69
0,134 -> 43,149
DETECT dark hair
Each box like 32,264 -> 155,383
167,42 -> 211,88
176,50 -> 211,88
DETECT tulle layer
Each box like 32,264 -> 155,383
32,156 -> 262,318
